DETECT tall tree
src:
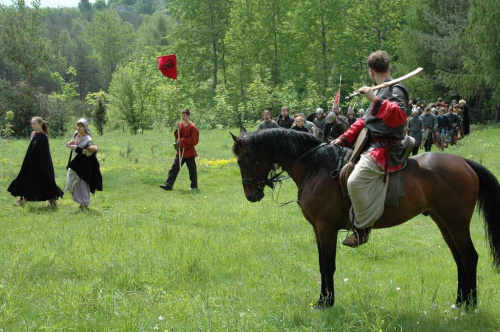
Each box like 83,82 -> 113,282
463,0 -> 500,112
168,0 -> 232,91
84,9 -> 135,88
396,0 -> 470,101
78,0 -> 93,20
284,0 -> 346,102
70,18 -> 102,99
133,10 -> 176,58
0,0 -> 49,86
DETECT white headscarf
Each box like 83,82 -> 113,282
77,118 -> 92,135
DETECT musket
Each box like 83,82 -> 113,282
345,67 -> 424,100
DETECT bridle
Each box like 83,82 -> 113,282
240,143 -> 328,190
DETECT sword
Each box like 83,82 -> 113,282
345,67 -> 424,100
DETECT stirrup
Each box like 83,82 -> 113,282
342,227 -> 371,247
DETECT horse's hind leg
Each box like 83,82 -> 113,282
432,213 -> 478,308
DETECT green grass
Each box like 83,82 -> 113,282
0,125 -> 499,331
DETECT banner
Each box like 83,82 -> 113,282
333,74 -> 342,107
333,88 -> 341,107
158,54 -> 177,79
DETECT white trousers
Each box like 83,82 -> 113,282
347,154 -> 389,229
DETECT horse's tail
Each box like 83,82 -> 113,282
466,159 -> 500,270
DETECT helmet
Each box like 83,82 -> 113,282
347,107 -> 354,115
316,108 -> 324,114
357,108 -> 365,116
411,110 -> 419,118
327,112 -> 336,123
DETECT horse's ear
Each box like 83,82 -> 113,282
240,126 -> 247,134
230,132 -> 238,142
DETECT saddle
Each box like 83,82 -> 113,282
338,129 -> 415,207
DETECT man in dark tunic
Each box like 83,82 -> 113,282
332,51 -> 409,247
275,106 -> 294,128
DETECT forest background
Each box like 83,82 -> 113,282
0,0 -> 499,137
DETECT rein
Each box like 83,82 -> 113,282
267,143 -> 328,206
241,143 -> 327,191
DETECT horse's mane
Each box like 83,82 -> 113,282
236,129 -> 340,169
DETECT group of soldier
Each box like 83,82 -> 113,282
257,105 -> 365,143
406,98 -> 469,155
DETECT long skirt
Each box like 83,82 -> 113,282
65,169 -> 90,207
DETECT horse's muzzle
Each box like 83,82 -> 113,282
245,188 -> 264,202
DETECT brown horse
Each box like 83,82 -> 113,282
232,127 -> 500,308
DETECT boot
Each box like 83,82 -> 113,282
342,227 -> 371,247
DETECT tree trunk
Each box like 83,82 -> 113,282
24,65 -> 30,86
222,40 -> 227,86
212,37 -> 218,91
209,1 -> 218,91
320,16 -> 327,92
272,2 -> 279,87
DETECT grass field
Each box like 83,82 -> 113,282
0,124 -> 499,331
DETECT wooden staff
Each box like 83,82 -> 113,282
345,67 -> 424,100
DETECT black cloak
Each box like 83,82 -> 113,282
67,152 -> 103,194
7,132 -> 64,201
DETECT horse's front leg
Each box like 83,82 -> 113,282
314,227 -> 338,308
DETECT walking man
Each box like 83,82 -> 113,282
160,109 -> 199,191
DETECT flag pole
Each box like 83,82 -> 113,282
176,78 -> 184,171
332,74 -> 342,114
157,54 -> 182,173
338,74 -> 342,115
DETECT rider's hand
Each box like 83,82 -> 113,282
358,86 -> 376,102
331,138 -> 344,147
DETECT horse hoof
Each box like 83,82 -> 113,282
314,297 -> 334,309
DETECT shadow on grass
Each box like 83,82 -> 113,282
26,204 -> 60,213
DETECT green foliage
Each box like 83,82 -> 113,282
463,0 -> 500,105
209,83 -> 234,128
0,126 -> 499,329
109,65 -> 137,132
78,0 -> 93,20
273,81 -> 301,115
84,10 -> 136,88
0,80 -> 44,137
133,10 -> 177,58
168,0 -> 232,91
241,65 -> 273,122
108,50 -> 179,133
0,110 -> 14,138
0,0 -> 49,85
1,0 -> 499,133
49,67 -> 79,103
86,90 -> 108,136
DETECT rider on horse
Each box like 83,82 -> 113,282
332,50 -> 410,247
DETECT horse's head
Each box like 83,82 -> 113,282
231,127 -> 273,202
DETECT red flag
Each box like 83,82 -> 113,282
158,54 -> 177,79
333,74 -> 342,107
334,88 -> 341,106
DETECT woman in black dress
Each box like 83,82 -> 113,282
7,117 -> 64,207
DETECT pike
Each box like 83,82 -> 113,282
345,67 -> 424,100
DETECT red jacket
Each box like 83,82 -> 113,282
340,96 -> 408,172
174,122 -> 199,158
